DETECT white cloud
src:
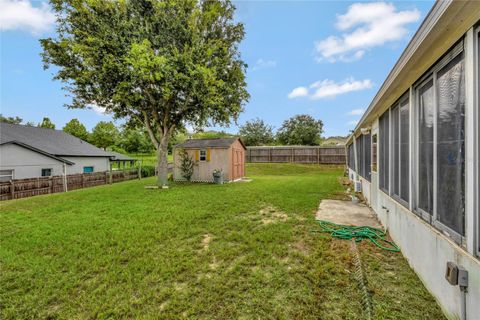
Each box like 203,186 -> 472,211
315,2 -> 420,62
347,108 -> 365,116
287,86 -> 308,99
252,59 -> 277,71
288,77 -> 372,100
347,119 -> 359,126
88,104 -> 108,116
0,0 -> 55,35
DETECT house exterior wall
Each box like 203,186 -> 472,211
347,23 -> 480,319
0,143 -> 64,179
173,148 -> 231,182
61,156 -> 110,175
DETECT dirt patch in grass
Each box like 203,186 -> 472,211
201,234 -> 212,250
259,205 -> 289,225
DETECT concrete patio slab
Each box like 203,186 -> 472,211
315,200 -> 381,228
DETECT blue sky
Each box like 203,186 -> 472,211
0,0 -> 434,137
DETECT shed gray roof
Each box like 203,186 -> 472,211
176,137 -> 245,149
0,122 -> 130,161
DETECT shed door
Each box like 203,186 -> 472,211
232,148 -> 243,180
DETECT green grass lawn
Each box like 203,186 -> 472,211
0,164 -> 444,319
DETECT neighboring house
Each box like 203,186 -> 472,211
0,122 -> 131,181
346,2 -> 479,319
173,138 -> 246,182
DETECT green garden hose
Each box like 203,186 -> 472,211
317,220 -> 400,252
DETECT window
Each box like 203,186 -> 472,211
417,79 -> 434,215
363,133 -> 371,182
83,166 -> 94,173
436,52 -> 465,236
371,134 -> 378,172
400,99 -> 410,203
391,95 -> 410,205
199,150 -> 207,161
41,168 -> 52,177
379,111 -> 389,192
392,104 -> 400,196
347,143 -> 355,170
355,134 -> 371,182
0,170 -> 13,182
414,42 -> 465,241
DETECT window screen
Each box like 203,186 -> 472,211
356,137 -> 362,174
363,133 -> 371,182
436,52 -> 465,235
372,134 -> 378,172
347,143 -> 355,169
392,105 -> 400,196
400,99 -> 410,202
379,112 -> 389,191
41,168 -> 52,177
418,80 -> 434,215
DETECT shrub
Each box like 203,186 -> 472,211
140,165 -> 156,178
178,149 -> 195,181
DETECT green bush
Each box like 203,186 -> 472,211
140,165 -> 156,178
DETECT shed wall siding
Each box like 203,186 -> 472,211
173,148 -> 231,182
0,144 -> 64,179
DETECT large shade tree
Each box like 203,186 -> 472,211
41,0 -> 249,185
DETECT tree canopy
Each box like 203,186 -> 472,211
41,0 -> 248,185
0,115 -> 23,124
276,115 -> 323,146
239,118 -> 274,146
63,118 -> 89,141
90,121 -> 119,150
38,117 -> 56,129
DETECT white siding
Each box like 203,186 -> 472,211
0,144 -> 64,179
0,144 -> 111,179
61,156 -> 110,174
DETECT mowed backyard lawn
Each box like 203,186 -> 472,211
0,164 -> 444,319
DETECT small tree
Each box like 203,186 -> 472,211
277,115 -> 323,146
38,117 -> 56,129
239,118 -> 274,146
63,118 -> 89,141
90,121 -> 119,150
178,149 -> 195,181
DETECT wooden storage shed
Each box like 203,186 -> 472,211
173,138 -> 246,182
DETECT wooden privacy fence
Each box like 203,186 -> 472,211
0,169 -> 139,201
246,146 -> 346,164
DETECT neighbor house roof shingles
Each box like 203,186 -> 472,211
0,122 -> 114,157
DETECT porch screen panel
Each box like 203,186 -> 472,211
379,112 -> 389,191
392,105 -> 400,196
436,53 -> 465,235
356,136 -> 362,174
364,133 -> 371,182
348,143 -> 355,169
418,80 -> 434,215
400,99 -> 409,202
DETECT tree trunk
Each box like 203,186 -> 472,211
156,135 -> 169,186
